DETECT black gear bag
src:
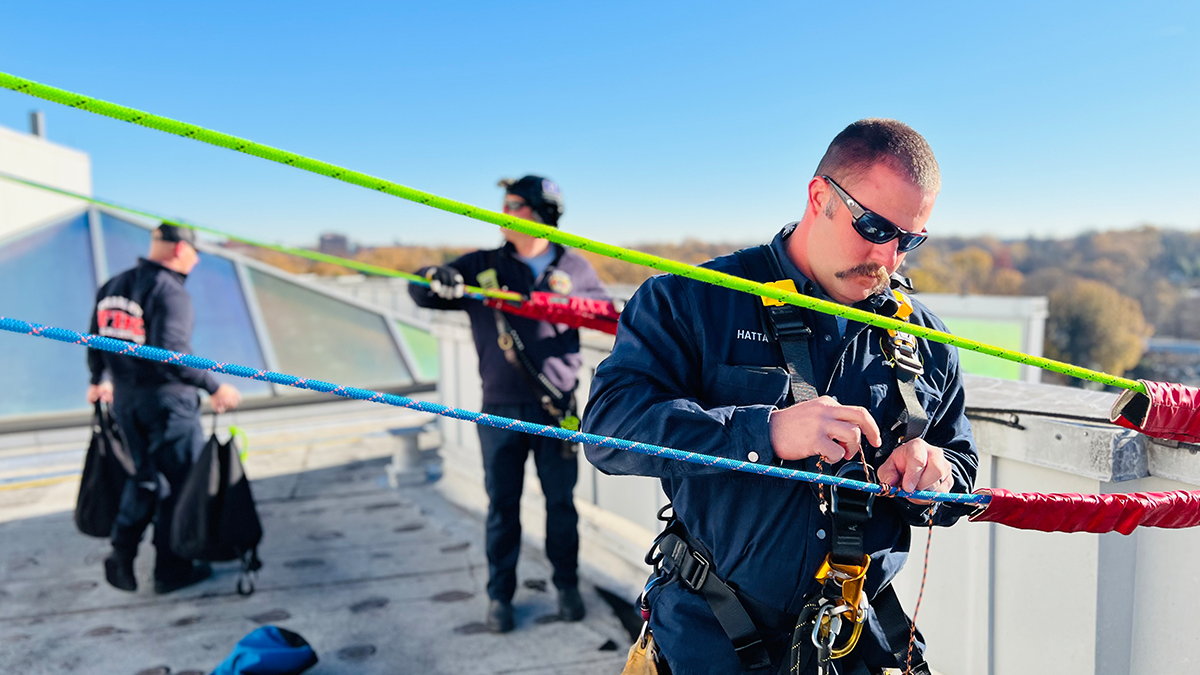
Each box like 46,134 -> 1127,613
74,402 -> 136,538
171,417 -> 264,595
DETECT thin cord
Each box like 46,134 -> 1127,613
904,524 -> 934,675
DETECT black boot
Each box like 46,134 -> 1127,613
486,599 -> 515,633
153,562 -> 213,594
103,553 -> 137,592
558,587 -> 586,622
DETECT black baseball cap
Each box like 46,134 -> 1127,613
499,175 -> 564,227
153,223 -> 197,246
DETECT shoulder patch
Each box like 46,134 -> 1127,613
548,269 -> 573,295
477,268 -> 499,290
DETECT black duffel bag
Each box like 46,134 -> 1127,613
75,402 -> 135,538
171,419 -> 264,595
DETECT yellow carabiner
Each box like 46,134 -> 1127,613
812,553 -> 873,658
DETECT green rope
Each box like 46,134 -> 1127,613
0,172 -> 522,302
0,71 -> 1145,394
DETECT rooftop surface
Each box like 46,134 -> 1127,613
0,402 -> 632,674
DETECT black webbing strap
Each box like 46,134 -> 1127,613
872,585 -> 931,674
659,531 -> 772,671
876,274 -> 929,445
895,367 -> 929,444
485,249 -> 577,423
828,466 -> 930,671
493,310 -> 574,419
828,470 -> 874,567
736,245 -> 817,404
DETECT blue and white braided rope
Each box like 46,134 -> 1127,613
0,317 -> 987,506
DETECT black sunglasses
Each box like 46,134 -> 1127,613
503,198 -> 528,212
822,175 -> 927,253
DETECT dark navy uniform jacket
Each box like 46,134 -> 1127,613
410,242 -> 610,405
582,226 -> 978,674
88,258 -> 219,397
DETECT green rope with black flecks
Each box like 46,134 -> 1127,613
0,71 -> 1144,393
0,171 -> 521,302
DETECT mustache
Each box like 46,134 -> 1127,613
834,263 -> 889,282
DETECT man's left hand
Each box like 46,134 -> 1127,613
877,438 -> 954,504
87,382 -> 113,404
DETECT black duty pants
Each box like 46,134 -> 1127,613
477,403 -> 579,602
110,387 -> 205,580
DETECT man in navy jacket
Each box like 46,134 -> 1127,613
87,224 -> 242,594
583,120 -> 978,674
409,176 -> 612,633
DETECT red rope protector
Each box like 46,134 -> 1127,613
1110,379 -> 1200,445
485,292 -> 621,335
969,487 -> 1200,535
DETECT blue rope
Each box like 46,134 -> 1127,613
0,316 -> 988,506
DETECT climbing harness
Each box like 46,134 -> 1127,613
630,240 -> 939,673
483,250 -> 582,432
745,241 -> 931,674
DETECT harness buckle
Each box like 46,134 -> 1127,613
890,333 -> 924,377
830,481 -> 875,520
767,307 -> 812,342
679,549 -> 711,591
830,462 -> 876,520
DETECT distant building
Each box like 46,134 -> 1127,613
319,232 -> 352,257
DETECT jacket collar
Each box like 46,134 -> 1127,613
500,240 -> 565,264
772,223 -> 890,312
138,257 -> 188,284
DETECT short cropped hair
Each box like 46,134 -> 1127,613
814,119 -> 940,194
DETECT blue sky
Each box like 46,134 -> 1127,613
1,1 -> 1197,248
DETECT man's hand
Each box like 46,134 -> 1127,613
86,382 -> 114,404
426,266 -> 465,300
877,438 -> 955,503
769,396 -> 882,463
210,384 -> 242,413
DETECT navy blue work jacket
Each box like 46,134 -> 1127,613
582,226 -> 978,674
410,242 -> 609,405
88,258 -> 219,397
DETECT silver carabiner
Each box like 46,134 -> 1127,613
810,601 -> 853,650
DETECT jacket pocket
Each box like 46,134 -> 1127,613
710,364 -> 790,408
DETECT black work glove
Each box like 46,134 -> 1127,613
425,266 -> 465,300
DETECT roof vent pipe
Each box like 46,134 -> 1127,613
29,110 -> 45,139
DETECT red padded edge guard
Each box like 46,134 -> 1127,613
1111,379 -> 1200,444
485,292 -> 620,335
970,488 -> 1200,535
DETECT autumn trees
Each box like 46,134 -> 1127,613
235,225 -> 1200,386
904,230 -> 1175,386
